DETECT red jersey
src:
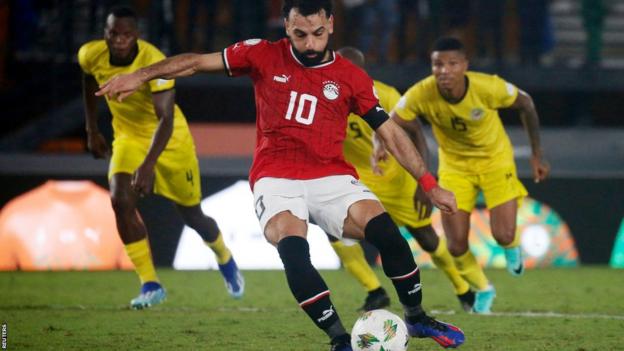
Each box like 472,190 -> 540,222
223,38 -> 379,187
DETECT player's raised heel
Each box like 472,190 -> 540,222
358,287 -> 390,312
130,281 -> 166,310
457,290 -> 475,312
405,314 -> 465,348
218,257 -> 245,299
472,285 -> 496,314
504,246 -> 525,276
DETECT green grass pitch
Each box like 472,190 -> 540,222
1,267 -> 623,350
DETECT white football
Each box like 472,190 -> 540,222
351,309 -> 409,351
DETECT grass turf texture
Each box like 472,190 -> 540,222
1,267 -> 623,350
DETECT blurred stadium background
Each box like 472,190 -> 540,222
0,0 -> 623,270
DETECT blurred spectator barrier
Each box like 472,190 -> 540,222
407,197 -> 579,269
173,181 -> 578,270
610,218 -> 624,268
173,180 -> 341,270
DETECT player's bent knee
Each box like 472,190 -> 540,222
176,204 -> 202,219
448,242 -> 469,257
364,213 -> 403,251
110,193 -> 136,215
364,213 -> 417,276
492,227 -> 516,246
264,212 -> 307,245
406,225 -> 439,252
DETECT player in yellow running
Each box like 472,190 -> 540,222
331,47 -> 475,312
78,6 -> 244,309
388,37 -> 550,314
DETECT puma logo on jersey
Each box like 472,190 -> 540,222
273,74 -> 291,83
376,106 -> 384,112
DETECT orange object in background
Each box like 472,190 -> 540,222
38,138 -> 86,153
0,181 -> 133,271
189,123 -> 256,156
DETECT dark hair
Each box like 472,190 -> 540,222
432,37 -> 465,53
282,0 -> 333,19
108,6 -> 138,21
337,46 -> 365,68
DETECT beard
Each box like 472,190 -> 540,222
290,41 -> 330,67
108,43 -> 139,66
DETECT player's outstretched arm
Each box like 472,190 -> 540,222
388,111 -> 434,212
95,52 -> 225,102
376,119 -> 457,214
389,110 -> 429,166
511,89 -> 550,183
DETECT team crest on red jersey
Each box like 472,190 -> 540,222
322,81 -> 340,100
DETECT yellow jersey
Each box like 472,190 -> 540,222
343,80 -> 402,186
394,71 -> 519,174
78,39 -> 191,148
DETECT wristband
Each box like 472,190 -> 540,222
418,172 -> 438,193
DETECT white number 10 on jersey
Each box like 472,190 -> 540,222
285,91 -> 317,125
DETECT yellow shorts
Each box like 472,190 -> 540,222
109,136 -> 201,206
365,169 -> 432,229
439,165 -> 528,213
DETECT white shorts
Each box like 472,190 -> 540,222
253,175 -> 379,238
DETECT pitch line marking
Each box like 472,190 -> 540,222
430,309 -> 624,320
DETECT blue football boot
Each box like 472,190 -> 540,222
472,285 -> 496,314
130,281 -> 166,310
406,314 -> 465,348
218,257 -> 245,299
505,246 -> 525,276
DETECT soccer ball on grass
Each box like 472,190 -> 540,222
351,309 -> 409,351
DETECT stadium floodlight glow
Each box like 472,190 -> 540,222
521,224 -> 551,258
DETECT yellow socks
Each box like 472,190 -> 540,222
429,236 -> 471,295
125,238 -> 159,284
453,250 -> 490,291
331,240 -> 381,292
206,232 -> 232,265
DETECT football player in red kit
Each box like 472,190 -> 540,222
96,1 -> 464,350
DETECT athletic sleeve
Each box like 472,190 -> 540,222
393,83 -> 424,122
487,75 -> 518,109
77,43 -> 93,75
222,38 -> 269,78
143,43 -> 176,93
350,70 -> 380,116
